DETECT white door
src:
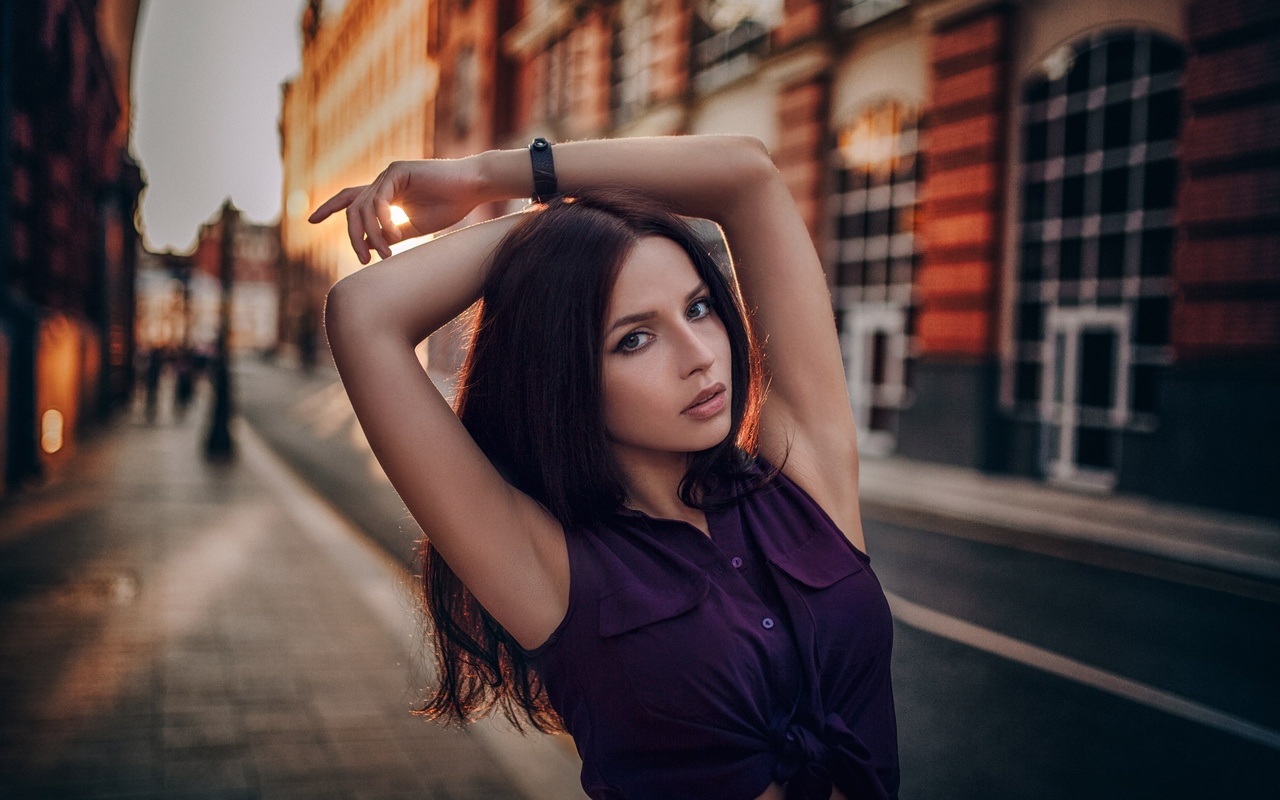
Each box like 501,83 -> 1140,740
841,303 -> 907,456
1040,306 -> 1131,490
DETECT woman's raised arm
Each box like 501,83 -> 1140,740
316,137 -> 863,639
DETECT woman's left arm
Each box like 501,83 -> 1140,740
550,136 -> 863,546
332,135 -> 862,545
695,142 -> 863,548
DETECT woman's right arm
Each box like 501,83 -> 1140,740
319,159 -> 569,652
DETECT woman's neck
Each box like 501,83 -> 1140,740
614,448 -> 708,534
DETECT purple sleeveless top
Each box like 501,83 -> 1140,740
520,463 -> 899,800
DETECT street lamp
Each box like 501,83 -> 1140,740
205,198 -> 238,459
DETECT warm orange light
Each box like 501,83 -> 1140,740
839,117 -> 895,171
41,409 -> 64,454
839,104 -> 906,173
389,205 -> 409,226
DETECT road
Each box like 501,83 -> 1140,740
235,356 -> 1280,799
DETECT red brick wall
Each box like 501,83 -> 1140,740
777,0 -> 824,49
1174,0 -> 1280,360
652,0 -> 691,106
774,77 -> 831,238
915,6 -> 1009,358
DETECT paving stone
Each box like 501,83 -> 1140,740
0,394 -> 531,798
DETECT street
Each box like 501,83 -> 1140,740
235,356 -> 1280,799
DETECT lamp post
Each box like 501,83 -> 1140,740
205,198 -> 238,459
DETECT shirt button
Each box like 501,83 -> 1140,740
731,556 -> 744,569
761,617 -> 775,630
786,730 -> 797,742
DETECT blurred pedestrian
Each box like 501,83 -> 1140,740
313,136 -> 898,800
143,346 -> 163,423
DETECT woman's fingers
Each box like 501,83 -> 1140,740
308,186 -> 361,224
346,197 -> 370,264
360,200 -> 391,262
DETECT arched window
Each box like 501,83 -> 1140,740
1010,30 -> 1184,488
829,101 -> 919,455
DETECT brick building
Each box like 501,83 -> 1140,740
0,0 -> 144,491
424,0 -> 1277,518
135,203 -> 283,357
287,0 -> 1277,516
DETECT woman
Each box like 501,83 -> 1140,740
313,135 -> 898,800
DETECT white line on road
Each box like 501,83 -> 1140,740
885,590 -> 1280,751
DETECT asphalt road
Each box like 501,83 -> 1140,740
233,356 -> 1280,799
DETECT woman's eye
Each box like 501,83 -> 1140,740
687,298 -> 713,320
618,331 -> 652,352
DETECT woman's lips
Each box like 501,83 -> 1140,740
683,386 -> 727,420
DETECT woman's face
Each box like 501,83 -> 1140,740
600,236 -> 733,465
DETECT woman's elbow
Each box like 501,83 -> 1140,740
323,279 -> 360,354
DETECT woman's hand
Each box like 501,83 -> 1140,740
308,158 -> 486,264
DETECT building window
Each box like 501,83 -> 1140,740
612,0 -> 655,123
835,0 -> 908,30
829,101 -> 919,454
1010,30 -> 1184,487
541,33 -> 572,123
453,46 -> 478,137
692,0 -> 780,94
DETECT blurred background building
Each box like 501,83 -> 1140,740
0,0 -> 144,494
279,0 -> 1277,519
278,0 -> 439,369
136,203 -> 281,358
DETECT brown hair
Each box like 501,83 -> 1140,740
416,190 -> 767,732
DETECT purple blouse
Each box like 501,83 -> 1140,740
521,464 -> 899,800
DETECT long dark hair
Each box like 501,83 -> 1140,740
416,190 -> 767,732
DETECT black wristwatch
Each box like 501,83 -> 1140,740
528,137 -> 559,203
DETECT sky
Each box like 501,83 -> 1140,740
131,0 -> 311,254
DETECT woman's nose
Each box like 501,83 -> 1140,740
679,325 -> 716,377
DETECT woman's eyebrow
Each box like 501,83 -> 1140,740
606,282 -> 708,335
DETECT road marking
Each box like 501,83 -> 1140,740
885,590 -> 1280,751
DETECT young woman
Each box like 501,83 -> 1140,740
312,135 -> 898,800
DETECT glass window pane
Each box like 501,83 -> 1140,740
1065,111 -> 1088,155
1017,301 -> 1044,342
1143,159 -> 1178,209
1063,174 -> 1086,217
1106,34 -> 1136,83
1026,120 -> 1049,161
1079,329 -> 1116,408
1147,90 -> 1181,142
1103,101 -> 1132,149
1020,241 -> 1044,281
1015,361 -> 1041,402
1139,228 -> 1173,276
1067,50 -> 1091,92
1098,233 -> 1125,278
1101,167 -> 1129,214
1060,238 -> 1083,281
1135,296 -> 1170,345
1023,181 -> 1047,221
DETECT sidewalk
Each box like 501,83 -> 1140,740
859,454 -> 1280,585
0,391 -> 585,799
258,353 -> 1280,588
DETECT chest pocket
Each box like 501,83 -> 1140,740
598,573 -> 768,725
769,533 -> 892,676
